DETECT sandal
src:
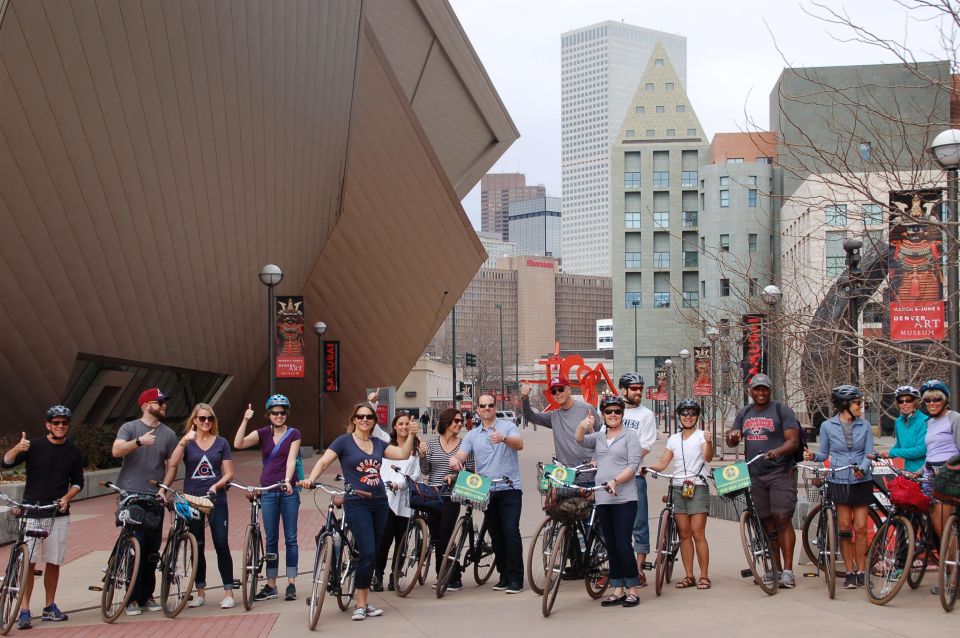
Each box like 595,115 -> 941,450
623,594 -> 640,607
697,577 -> 712,590
600,594 -> 626,607
676,576 -> 697,589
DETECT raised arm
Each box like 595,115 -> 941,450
521,384 -> 553,428
233,404 -> 261,449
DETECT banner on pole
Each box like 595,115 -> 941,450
693,346 -> 712,397
275,296 -> 305,378
323,341 -> 340,392
741,314 -> 765,386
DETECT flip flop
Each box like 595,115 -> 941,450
697,577 -> 712,590
676,576 -> 697,589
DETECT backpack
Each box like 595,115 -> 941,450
734,401 -> 805,463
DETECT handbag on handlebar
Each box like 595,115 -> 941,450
406,477 -> 445,511
115,497 -> 165,531
887,475 -> 930,512
932,453 -> 960,504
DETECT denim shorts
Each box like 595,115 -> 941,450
671,485 -> 710,515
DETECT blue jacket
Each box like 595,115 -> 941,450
812,415 -> 874,484
889,411 -> 928,473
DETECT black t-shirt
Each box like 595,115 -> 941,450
2,437 -> 86,516
731,401 -> 799,474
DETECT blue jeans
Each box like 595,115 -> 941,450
598,502 -> 640,588
632,474 -> 649,555
486,489 -> 523,586
344,497 -> 389,590
261,490 -> 299,579
188,499 -> 234,589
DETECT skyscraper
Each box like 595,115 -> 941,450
561,21 -> 686,276
481,173 -> 545,241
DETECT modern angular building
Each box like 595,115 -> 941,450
0,0 -> 517,445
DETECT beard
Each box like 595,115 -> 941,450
147,405 -> 166,419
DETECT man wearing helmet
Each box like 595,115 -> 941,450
2,406 -> 85,628
111,387 -> 179,615
616,372 -> 657,585
726,373 -> 801,589
520,376 -> 600,470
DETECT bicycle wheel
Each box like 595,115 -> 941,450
241,526 -> 260,611
654,510 -> 672,596
160,531 -> 198,618
100,535 -> 141,623
740,510 -> 778,596
336,527 -> 357,611
805,504 -> 882,575
866,515 -> 914,605
583,532 -> 609,599
394,517 -> 429,597
665,521 -> 679,584
822,507 -> 837,599
436,517 -> 468,599
542,526 -> 568,618
418,536 -> 432,586
308,535 -> 333,631
0,544 -> 28,635
526,517 -> 560,596
939,513 -> 959,612
907,515 -> 929,589
473,521 -> 496,585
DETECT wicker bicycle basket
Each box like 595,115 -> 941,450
542,485 -> 594,524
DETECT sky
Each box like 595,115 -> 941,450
449,0 -> 954,228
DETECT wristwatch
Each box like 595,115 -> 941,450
135,437 -> 143,447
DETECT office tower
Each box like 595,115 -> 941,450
481,173 -> 546,241
508,196 -> 562,260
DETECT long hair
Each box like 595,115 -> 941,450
184,403 -> 219,436
347,402 -> 378,433
388,411 -> 420,456
437,408 -> 461,435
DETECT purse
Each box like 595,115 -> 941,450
888,475 -> 930,512
932,453 -> 960,504
406,477 -> 445,511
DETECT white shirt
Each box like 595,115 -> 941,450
622,403 -> 657,458
380,452 -> 420,517
665,429 -> 708,486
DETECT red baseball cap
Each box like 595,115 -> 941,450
138,387 -> 168,406
548,377 -> 569,390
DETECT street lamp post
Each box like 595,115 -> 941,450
678,349 -> 690,397
313,321 -> 327,449
632,299 -> 640,371
664,358 -> 674,433
495,304 -> 505,410
842,239 -> 864,386
931,129 -> 960,411
258,264 -> 283,396
706,326 -> 720,457
760,284 -> 782,393
451,303 -> 457,408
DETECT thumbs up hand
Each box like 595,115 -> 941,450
16,432 -> 29,454
243,403 -> 255,421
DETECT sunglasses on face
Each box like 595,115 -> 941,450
627,385 -> 644,392
151,400 -> 166,406
195,415 -> 215,423
478,403 -> 495,409
897,398 -> 916,405
550,387 -> 568,395
269,410 -> 287,417
603,408 -> 623,415
453,418 -> 464,424
49,420 -> 70,427
354,413 -> 375,421
923,397 -> 945,404
679,411 -> 698,418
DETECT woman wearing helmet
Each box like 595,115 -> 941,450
803,384 -> 874,589
917,380 -> 960,545
234,394 -> 302,602
576,394 -> 643,607
879,386 -> 927,473
643,399 -> 713,589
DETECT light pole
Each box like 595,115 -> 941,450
760,284 -> 782,393
451,303 -> 457,408
706,326 -> 720,456
258,264 -> 283,396
495,304 -> 505,410
931,129 -> 960,411
664,358 -> 674,433
313,321 -> 327,449
632,299 -> 640,371
842,239 -> 863,386
678,349 -> 690,397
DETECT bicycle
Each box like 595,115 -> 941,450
228,481 -> 287,610
302,477 -> 367,631
795,463 -> 857,599
0,495 -> 59,635
385,466 -> 447,597
435,474 -> 512,598
152,480 -> 201,617
644,469 -> 705,596
93,482 -> 163,623
938,494 -> 960,612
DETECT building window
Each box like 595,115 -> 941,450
653,252 -> 670,268
749,278 -> 758,296
636,105 -> 645,114
859,142 -> 871,161
749,233 -> 758,252
625,292 -> 642,309
719,176 -> 729,186
666,129 -> 676,136
656,105 -> 665,113
720,279 -> 730,297
826,204 -> 847,226
645,82 -> 655,91
863,203 -> 883,225
863,302 -> 884,324
748,189 -> 757,207
653,212 -> 669,229
682,291 -> 698,308
625,212 -> 641,228
683,211 -> 698,227
826,230 -> 846,277
654,292 -> 670,308
646,129 -> 655,137
676,104 -> 685,113
701,280 -> 706,298
683,251 -> 698,267
655,58 -> 664,67
625,172 -> 641,188
747,175 -> 757,187
720,234 -> 730,251
625,252 -> 641,268
720,190 -> 729,208
687,128 -> 696,135
625,129 -> 635,138
653,171 -> 669,187
666,82 -> 675,90
728,158 -> 744,163
681,171 -> 697,187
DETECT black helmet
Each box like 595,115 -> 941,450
45,405 -> 72,420
894,385 -> 920,400
618,372 -> 644,389
831,384 -> 863,408
599,394 -> 626,411
675,399 -> 701,416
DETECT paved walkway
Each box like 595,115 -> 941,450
7,426 -> 958,636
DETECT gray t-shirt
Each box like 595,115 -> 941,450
577,430 -> 642,505
731,401 -> 799,475
522,397 -> 599,466
115,419 -> 178,493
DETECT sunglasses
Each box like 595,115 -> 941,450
478,403 -> 495,409
269,410 -> 288,417
603,408 -> 624,415
354,413 -> 376,421
678,411 -> 698,417
897,398 -> 916,404
627,385 -> 644,392
49,420 -> 70,427
150,400 -> 167,406
923,397 -> 945,404
453,418 -> 464,423
196,415 -> 215,423
550,387 -> 568,395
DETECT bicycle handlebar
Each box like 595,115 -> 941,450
0,493 -> 60,513
227,481 -> 287,493
796,463 -> 858,477
866,456 -> 921,480
642,468 -> 705,481
305,482 -> 371,499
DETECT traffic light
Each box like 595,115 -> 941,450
465,352 -> 477,367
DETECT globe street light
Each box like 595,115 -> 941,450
313,321 -> 327,449
931,129 -> 960,410
706,326 -> 720,456
760,284 -> 782,392
664,358 -> 674,433
495,304 -> 505,410
258,264 -> 283,396
678,348 -> 690,397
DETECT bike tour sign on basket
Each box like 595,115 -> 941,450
537,464 -> 576,492
712,461 -> 751,496
452,471 -> 492,509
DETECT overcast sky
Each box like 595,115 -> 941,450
449,0 -> 953,228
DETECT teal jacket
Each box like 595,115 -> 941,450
890,411 -> 928,473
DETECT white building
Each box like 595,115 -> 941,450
560,21 -> 686,276
596,318 -> 613,350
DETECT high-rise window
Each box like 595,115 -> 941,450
720,234 -> 730,251
720,190 -> 729,208
676,105 -> 685,112
625,212 -> 641,228
683,211 -> 698,227
666,129 -> 676,136
720,279 -> 730,297
749,234 -> 758,252
720,176 -> 729,187
653,172 -> 669,187
654,292 -> 670,308
625,172 -> 641,188
682,292 -> 698,307
653,212 -> 669,229
687,128 -> 696,135
653,252 -> 670,268
625,292 -> 642,309
656,105 -> 665,113
645,83 -> 655,91
625,252 -> 641,268
681,171 -> 697,187
826,231 -> 847,276
666,82 -> 675,90
859,142 -> 871,161
748,189 -> 757,207
635,106 -> 645,114
749,278 -> 758,296
863,203 -> 883,225
826,204 -> 847,226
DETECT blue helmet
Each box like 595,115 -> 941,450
920,379 -> 949,399
174,498 -> 196,521
265,394 -> 291,409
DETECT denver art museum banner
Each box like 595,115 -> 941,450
275,296 -> 305,378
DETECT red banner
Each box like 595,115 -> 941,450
693,346 -> 712,397
275,296 -> 305,378
741,314 -> 765,385
323,340 -> 340,392
652,369 -> 669,401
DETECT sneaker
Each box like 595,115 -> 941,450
188,596 -> 205,608
843,572 -> 858,590
371,575 -> 384,592
220,597 -> 236,609
352,606 -> 367,621
125,603 -> 141,616
446,580 -> 463,592
143,598 -> 161,612
779,570 -> 796,589
254,585 -> 278,601
856,572 -> 865,588
492,579 -> 509,591
41,604 -> 67,622
15,610 -> 31,630
284,584 -> 297,601
761,573 -> 776,589
505,583 -> 524,594
364,605 -> 383,617
637,572 -> 648,588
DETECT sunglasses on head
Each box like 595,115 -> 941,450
268,410 -> 287,417
897,397 -> 916,404
196,415 -> 215,423
923,397 -> 945,404
478,403 -> 495,409
550,387 -> 568,395
354,413 -> 375,420
603,408 -> 623,415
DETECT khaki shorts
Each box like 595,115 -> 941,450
750,469 -> 798,520
24,516 -> 69,566
672,485 -> 710,516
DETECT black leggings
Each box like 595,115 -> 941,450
427,499 -> 461,574
374,509 -> 408,578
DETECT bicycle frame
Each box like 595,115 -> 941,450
796,464 -> 857,598
0,495 -> 58,635
228,482 -> 285,610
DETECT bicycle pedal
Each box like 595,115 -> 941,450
740,568 -> 754,578
88,585 -> 103,592
642,561 -> 654,571
803,572 -> 819,578
264,553 -> 279,562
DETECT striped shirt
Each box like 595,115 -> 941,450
420,437 -> 474,485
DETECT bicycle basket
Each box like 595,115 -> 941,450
451,471 -> 492,511
115,498 -> 164,531
932,454 -> 960,504
24,516 -> 55,539
181,493 -> 214,515
803,477 -> 824,503
406,477 -> 444,512
543,485 -> 594,524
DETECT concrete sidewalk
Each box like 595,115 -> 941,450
10,426 -> 957,637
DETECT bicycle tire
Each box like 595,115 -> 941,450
583,531 -> 609,599
526,517 -> 559,596
336,527 -> 357,611
823,507 -> 837,599
740,510 -> 778,596
665,517 -> 679,584
160,531 -> 198,618
100,535 -> 141,623
473,521 -> 496,585
865,515 -> 914,605
241,526 -> 259,611
436,517 -> 468,599
542,526 -> 567,618
907,514 -> 930,589
938,513 -> 959,612
654,510 -> 671,596
394,517 -> 429,597
804,503 -> 883,574
0,544 -> 28,635
308,535 -> 333,630
418,536 -> 432,586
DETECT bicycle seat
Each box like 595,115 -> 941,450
662,495 -> 669,503
333,495 -> 344,508
25,530 -> 49,539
